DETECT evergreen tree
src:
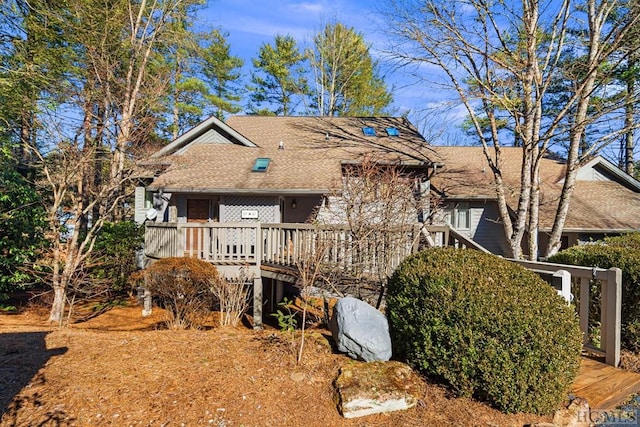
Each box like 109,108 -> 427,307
201,29 -> 244,121
308,22 -> 392,116
248,34 -> 309,115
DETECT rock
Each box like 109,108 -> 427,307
289,372 -> 305,383
552,397 -> 590,427
329,297 -> 391,362
335,360 -> 422,418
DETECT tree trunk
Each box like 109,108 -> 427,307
545,0 -> 604,257
527,155 -> 541,260
49,284 -> 66,323
624,70 -> 635,176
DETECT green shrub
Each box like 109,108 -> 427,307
0,149 -> 47,301
90,221 -> 144,293
386,247 -> 582,414
143,257 -> 221,329
603,232 -> 640,250
549,233 -> 640,351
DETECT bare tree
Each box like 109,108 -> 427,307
33,139 -> 129,324
382,0 -> 640,258
211,265 -> 251,327
19,0 -> 204,323
294,235 -> 332,364
316,156 -> 423,304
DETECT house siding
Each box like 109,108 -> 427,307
444,201 -> 509,256
221,195 -> 279,223
470,202 -> 510,256
134,187 -> 153,224
282,195 -> 322,223
576,163 -> 611,181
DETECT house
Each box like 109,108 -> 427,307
137,115 -> 437,227
429,146 -> 640,257
138,114 -> 640,263
137,115 -> 639,341
137,115 -> 439,325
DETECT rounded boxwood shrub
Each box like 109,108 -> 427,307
144,257 -> 221,329
386,247 -> 582,414
549,233 -> 640,351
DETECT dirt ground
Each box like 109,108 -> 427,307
0,301 -> 552,427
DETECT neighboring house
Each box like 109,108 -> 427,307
429,146 -> 640,257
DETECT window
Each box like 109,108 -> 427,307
385,127 -> 400,136
362,127 -> 376,136
456,205 -> 470,229
252,157 -> 271,172
446,203 -> 471,229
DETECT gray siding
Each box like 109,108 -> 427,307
469,202 -> 511,256
221,195 -> 279,223
576,163 -> 611,181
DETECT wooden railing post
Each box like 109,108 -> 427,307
254,223 -> 261,266
551,270 -> 571,302
176,224 -> 185,256
579,277 -> 590,347
603,267 -> 622,367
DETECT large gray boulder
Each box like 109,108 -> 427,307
329,297 -> 392,362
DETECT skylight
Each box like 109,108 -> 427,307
386,127 -> 400,136
362,127 -> 376,136
252,157 -> 271,172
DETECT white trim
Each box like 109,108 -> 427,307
150,116 -> 257,158
574,156 -> 640,191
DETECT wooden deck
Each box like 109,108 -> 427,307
572,357 -> 640,409
144,222 -> 624,365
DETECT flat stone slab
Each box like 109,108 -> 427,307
335,360 -> 422,418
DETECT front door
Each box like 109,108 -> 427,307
187,199 -> 210,223
186,199 -> 210,255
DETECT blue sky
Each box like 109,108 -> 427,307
196,0 -> 463,140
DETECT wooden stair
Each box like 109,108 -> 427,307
572,357 -> 640,410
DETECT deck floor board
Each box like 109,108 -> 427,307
572,357 -> 640,410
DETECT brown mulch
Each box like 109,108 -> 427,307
0,303 -> 552,427
620,349 -> 640,373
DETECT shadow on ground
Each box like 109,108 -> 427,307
0,331 -> 67,425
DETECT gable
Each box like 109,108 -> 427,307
575,156 -> 640,192
151,115 -> 257,159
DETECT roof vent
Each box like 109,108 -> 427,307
278,141 -> 284,150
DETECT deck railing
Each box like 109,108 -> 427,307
424,225 -> 491,252
261,223 -> 420,274
145,222 -> 421,276
512,259 -> 622,367
144,222 -> 260,264
144,221 -> 622,366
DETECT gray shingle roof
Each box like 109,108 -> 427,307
149,116 -> 436,193
430,146 -> 640,232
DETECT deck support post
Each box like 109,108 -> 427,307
253,276 -> 263,330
